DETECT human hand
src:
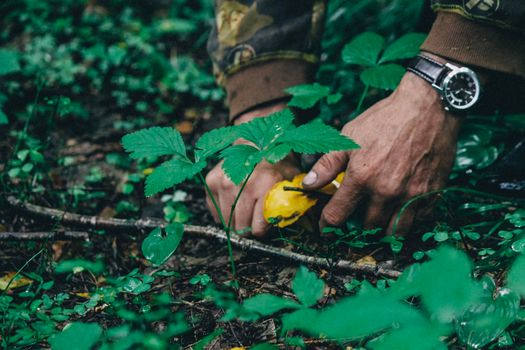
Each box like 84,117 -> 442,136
205,102 -> 301,237
302,72 -> 462,234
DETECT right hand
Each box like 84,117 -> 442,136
205,102 -> 301,237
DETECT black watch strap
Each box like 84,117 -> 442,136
406,55 -> 447,86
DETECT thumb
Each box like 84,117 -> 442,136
302,151 -> 348,189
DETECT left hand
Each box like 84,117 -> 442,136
302,72 -> 462,234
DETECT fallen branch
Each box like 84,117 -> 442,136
6,196 -> 402,278
0,231 -> 89,241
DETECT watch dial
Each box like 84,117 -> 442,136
444,71 -> 479,109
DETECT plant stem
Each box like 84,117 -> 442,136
355,84 -> 369,115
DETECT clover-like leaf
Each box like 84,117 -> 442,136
360,64 -> 405,90
379,33 -> 427,64
342,32 -> 385,66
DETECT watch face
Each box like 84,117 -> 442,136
442,68 -> 480,110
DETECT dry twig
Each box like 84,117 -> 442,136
6,196 -> 402,278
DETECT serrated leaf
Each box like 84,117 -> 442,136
292,266 -> 325,307
122,127 -> 186,159
0,49 -> 21,76
141,224 -> 184,265
285,83 -> 331,109
238,109 -> 295,149
507,255 -> 525,297
242,293 -> 300,318
360,64 -> 405,90
379,33 -> 427,64
145,158 -> 205,196
195,125 -> 239,160
342,32 -> 385,66
276,119 -> 359,154
264,143 -> 292,164
220,144 -> 262,185
0,108 -> 8,125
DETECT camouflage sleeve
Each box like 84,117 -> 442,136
207,0 -> 327,120
421,0 -> 525,79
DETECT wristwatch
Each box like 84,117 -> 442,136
407,54 -> 481,112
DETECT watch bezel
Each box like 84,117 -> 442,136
441,65 -> 481,111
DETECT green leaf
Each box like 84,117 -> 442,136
220,144 -> 262,185
49,322 -> 102,350
0,49 -> 21,76
454,145 -> 501,170
0,108 -> 8,125
145,159 -> 205,196
242,293 -> 300,317
264,143 -> 292,164
55,259 -> 105,275
507,255 -> 525,297
456,289 -> 520,349
141,224 -> 184,265
292,266 -> 325,307
369,322 -> 448,350
342,32 -> 385,66
413,246 -> 483,323
360,64 -> 405,90
379,33 -> 427,64
285,83 -> 331,109
277,119 -> 359,154
195,125 -> 239,160
122,127 -> 186,159
238,109 -> 295,149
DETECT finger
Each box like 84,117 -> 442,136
206,193 -> 220,223
386,206 -> 416,236
251,198 -> 269,237
302,151 -> 349,190
363,197 -> 393,230
320,176 -> 363,230
234,196 -> 254,233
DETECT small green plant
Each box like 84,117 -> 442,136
122,109 -> 359,278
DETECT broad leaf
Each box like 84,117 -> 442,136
220,144 -> 262,185
456,289 -> 520,349
414,246 -> 483,323
145,158 -> 205,196
369,322 -> 448,350
55,259 -> 105,274
342,32 -> 384,66
141,224 -> 184,265
195,125 -> 239,160
238,109 -> 294,149
0,49 -> 21,76
285,83 -> 330,109
301,291 -> 425,340
49,322 -> 102,350
242,293 -> 300,318
379,33 -> 427,64
122,127 -> 186,159
360,64 -> 405,90
292,266 -> 325,307
277,119 -> 359,154
0,108 -> 8,125
507,255 -> 525,297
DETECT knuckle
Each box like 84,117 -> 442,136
322,208 -> 343,227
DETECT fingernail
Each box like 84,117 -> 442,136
303,171 -> 317,186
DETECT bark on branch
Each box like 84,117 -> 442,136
6,196 -> 402,278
